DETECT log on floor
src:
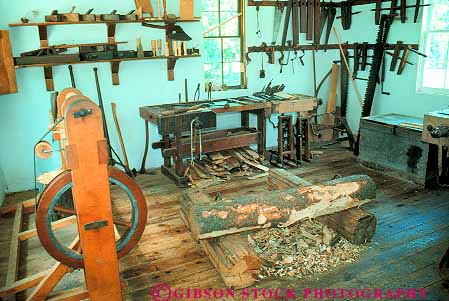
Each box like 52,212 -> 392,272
199,234 -> 260,289
180,210 -> 260,288
183,174 -> 376,240
269,168 -> 377,244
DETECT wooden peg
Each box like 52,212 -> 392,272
165,42 -> 169,57
157,0 -> 161,18
182,41 -> 187,56
137,37 -> 144,58
163,0 -> 167,19
173,41 -> 178,56
151,40 -> 157,56
177,42 -> 182,57
157,39 -> 162,57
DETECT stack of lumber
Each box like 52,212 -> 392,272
186,147 -> 268,188
179,170 -> 377,288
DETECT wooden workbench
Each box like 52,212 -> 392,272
139,95 -> 316,187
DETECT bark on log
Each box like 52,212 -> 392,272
269,169 -> 377,244
183,174 -> 376,240
317,208 -> 376,244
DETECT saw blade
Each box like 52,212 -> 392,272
272,5 -> 284,45
340,49 -> 349,118
362,14 -> 394,118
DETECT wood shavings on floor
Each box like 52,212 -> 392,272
248,220 -> 367,280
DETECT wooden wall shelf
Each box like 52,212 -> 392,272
9,17 -> 202,91
8,18 -> 200,27
9,18 -> 200,46
14,54 -> 200,90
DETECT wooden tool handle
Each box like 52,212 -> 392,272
111,102 -> 129,167
151,40 -> 157,56
160,104 -> 208,116
163,0 -> 167,19
157,0 -> 161,17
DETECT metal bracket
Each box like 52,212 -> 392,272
84,220 -> 108,231
74,108 -> 93,118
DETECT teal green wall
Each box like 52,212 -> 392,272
1,1 -> 446,193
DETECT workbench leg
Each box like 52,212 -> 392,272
442,146 -> 449,184
163,134 -> 172,168
303,119 -> 312,161
140,120 -> 150,174
257,109 -> 267,158
174,133 -> 185,176
241,111 -> 250,128
295,116 -> 303,162
277,117 -> 284,163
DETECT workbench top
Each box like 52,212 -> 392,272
139,94 -> 317,121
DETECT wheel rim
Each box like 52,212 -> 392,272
36,167 -> 147,268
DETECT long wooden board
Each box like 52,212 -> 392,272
180,0 -> 195,19
0,31 -> 18,95
134,0 -> 154,15
5,203 -> 23,301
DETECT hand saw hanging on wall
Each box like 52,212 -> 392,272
272,1 -> 285,45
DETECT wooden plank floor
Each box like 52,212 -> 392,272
0,145 -> 448,300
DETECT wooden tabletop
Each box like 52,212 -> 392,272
139,94 -> 317,122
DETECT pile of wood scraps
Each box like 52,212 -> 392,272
249,220 -> 366,279
185,147 -> 269,188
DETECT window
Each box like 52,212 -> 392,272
202,0 -> 246,90
418,0 -> 449,94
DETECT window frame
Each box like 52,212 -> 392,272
202,0 -> 247,90
417,0 -> 449,96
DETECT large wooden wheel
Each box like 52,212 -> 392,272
36,166 -> 148,268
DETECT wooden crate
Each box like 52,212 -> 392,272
358,113 -> 429,185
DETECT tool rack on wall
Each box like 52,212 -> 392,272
9,18 -> 201,91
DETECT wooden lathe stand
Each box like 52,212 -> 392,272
0,89 -> 147,300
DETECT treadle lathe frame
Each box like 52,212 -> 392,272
0,89 -> 147,301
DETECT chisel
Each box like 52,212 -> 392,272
292,0 -> 299,46
300,0 -> 307,33
314,0 -> 321,44
390,41 -> 403,71
68,65 -> 76,88
306,0 -> 314,40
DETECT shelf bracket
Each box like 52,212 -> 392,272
43,66 -> 54,91
110,61 -> 121,85
167,58 -> 177,81
107,23 -> 116,44
38,25 -> 48,48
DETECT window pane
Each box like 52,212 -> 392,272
205,63 -> 222,86
223,62 -> 241,87
203,0 -> 219,11
430,3 -> 449,30
204,38 -> 222,63
203,12 -> 219,37
220,12 -> 240,36
222,38 -> 241,62
422,33 -> 449,89
220,0 -> 238,12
